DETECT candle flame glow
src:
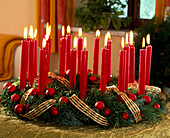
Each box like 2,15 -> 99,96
83,37 -> 87,49
73,36 -> 77,49
29,25 -> 34,39
125,33 -> 128,44
121,37 -> 124,48
24,27 -> 28,39
130,30 -> 133,45
146,34 -> 150,45
42,38 -> 46,49
46,22 -> 49,35
104,33 -> 108,46
34,29 -> 37,39
107,31 -> 111,40
96,30 -> 100,37
67,25 -> 71,34
62,25 -> 65,37
142,37 -> 145,48
48,25 -> 51,36
78,28 -> 82,37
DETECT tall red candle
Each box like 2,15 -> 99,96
145,34 -> 152,85
19,29 -> 29,90
47,36 -> 52,72
66,25 -> 72,71
100,48 -> 109,92
106,32 -> 112,82
138,38 -> 146,95
92,30 -> 100,75
77,28 -> 83,74
79,37 -> 88,99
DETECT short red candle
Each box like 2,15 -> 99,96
118,50 -> 125,92
79,50 -> 88,99
128,46 -> 135,83
69,49 -> 77,89
66,33 -> 72,71
138,49 -> 146,95
19,40 -> 29,90
77,37 -> 83,73
38,49 -> 45,97
145,45 -> 152,85
100,48 -> 109,92
106,40 -> 112,82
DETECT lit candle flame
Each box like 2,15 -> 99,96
67,25 -> 71,34
96,30 -> 100,37
78,28 -> 82,37
62,25 -> 65,37
29,25 -> 34,39
46,22 -> 49,35
24,27 -> 28,39
83,37 -> 87,49
121,37 -> 125,48
125,33 -> 128,44
107,31 -> 111,40
42,38 -> 46,49
34,29 -> 37,39
48,25 -> 51,36
142,37 -> 145,48
146,34 -> 150,45
73,36 -> 77,49
104,33 -> 108,46
130,30 -> 133,45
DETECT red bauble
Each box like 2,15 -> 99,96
3,82 -> 12,89
59,97 -> 68,104
51,109 -> 59,116
89,76 -> 97,82
66,69 -> 70,76
46,88 -> 55,96
104,108 -> 111,116
46,78 -> 51,84
87,69 -> 92,73
11,94 -> 20,102
128,93 -> 137,101
142,96 -> 151,104
122,112 -> 129,120
7,85 -> 16,94
14,104 -> 24,114
29,88 -> 38,95
95,101 -> 105,111
153,103 -> 160,109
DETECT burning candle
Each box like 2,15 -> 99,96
79,37 -> 88,99
106,32 -> 112,82
66,25 -> 72,71
69,37 -> 77,89
77,28 -> 83,74
92,30 -> 100,75
138,37 -> 146,95
145,34 -> 152,85
129,30 -> 135,83
19,27 -> 29,90
59,25 -> 66,77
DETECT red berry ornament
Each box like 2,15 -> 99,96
46,88 -> 55,96
50,107 -> 59,116
128,93 -> 137,101
3,82 -> 12,89
89,76 -> 97,82
142,96 -> 151,104
95,101 -> 105,111
11,94 -> 20,102
153,103 -> 160,109
87,69 -> 92,73
46,78 -> 51,84
122,112 -> 129,120
104,108 -> 111,116
7,85 -> 16,94
14,104 -> 24,114
59,97 -> 68,104
29,88 -> 38,95
24,104 -> 31,110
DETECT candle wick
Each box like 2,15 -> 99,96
84,48 -> 86,50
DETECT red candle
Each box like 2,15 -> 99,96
33,36 -> 37,79
69,37 -> 77,89
92,30 -> 100,75
77,28 -> 83,74
106,32 -> 112,82
100,47 -> 109,92
79,37 -> 88,99
145,34 -> 152,85
66,25 -> 72,71
43,46 -> 48,83
138,38 -> 146,95
19,27 -> 29,90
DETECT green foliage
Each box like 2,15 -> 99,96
134,17 -> 170,88
0,73 -> 167,128
75,0 -> 132,32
